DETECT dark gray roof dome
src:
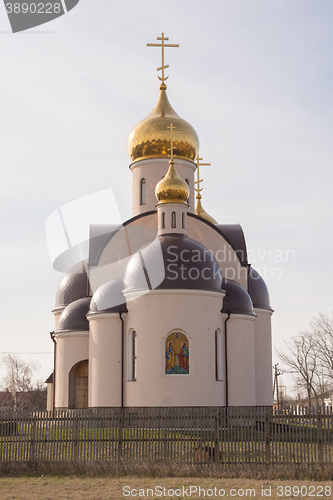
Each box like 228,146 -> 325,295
248,268 -> 272,310
221,278 -> 254,315
90,278 -> 127,314
124,234 -> 222,292
56,297 -> 91,332
55,261 -> 88,308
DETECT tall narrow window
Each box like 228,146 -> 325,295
161,212 -> 165,229
215,329 -> 223,381
171,211 -> 176,228
165,331 -> 189,375
128,330 -> 137,381
185,179 -> 190,204
140,178 -> 146,205
132,331 -> 137,381
182,212 -> 185,229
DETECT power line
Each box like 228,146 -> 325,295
1,352 -> 53,355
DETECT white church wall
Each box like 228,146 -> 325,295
87,313 -> 123,407
157,202 -> 188,236
225,314 -> 256,406
54,332 -> 89,408
123,289 -> 225,407
253,308 -> 273,406
187,218 -> 247,289
130,158 -> 195,216
46,382 -> 54,412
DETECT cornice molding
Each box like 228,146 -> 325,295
54,331 -> 89,339
87,312 -> 127,321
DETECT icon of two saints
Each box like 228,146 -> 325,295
165,332 -> 189,374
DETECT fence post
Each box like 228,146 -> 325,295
118,409 -> 123,460
317,407 -> 323,466
265,409 -> 270,463
74,416 -> 79,460
214,411 -> 220,464
30,415 -> 36,462
164,412 -> 167,462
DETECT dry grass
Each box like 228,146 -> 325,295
0,475 -> 332,500
1,461 -> 333,480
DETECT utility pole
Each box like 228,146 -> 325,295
273,363 -> 283,410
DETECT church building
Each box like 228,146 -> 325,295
47,34 -> 273,411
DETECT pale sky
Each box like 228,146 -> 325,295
0,0 -> 332,395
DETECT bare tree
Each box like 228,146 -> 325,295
278,332 -> 319,400
1,354 -> 46,411
278,313 -> 333,402
310,313 -> 333,382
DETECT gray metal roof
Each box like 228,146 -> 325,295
215,224 -> 248,266
55,261 -> 89,308
89,215 -> 157,267
221,278 -> 254,315
124,234 -> 222,292
248,267 -> 272,310
56,297 -> 91,332
90,278 -> 127,314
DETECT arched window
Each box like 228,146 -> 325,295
128,330 -> 137,381
161,212 -> 165,229
171,211 -> 176,228
165,331 -> 189,375
140,178 -> 146,205
182,212 -> 185,229
185,178 -> 190,204
215,329 -> 223,381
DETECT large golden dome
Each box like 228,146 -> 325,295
128,85 -> 199,162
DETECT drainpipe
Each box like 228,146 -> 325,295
119,312 -> 124,409
224,313 -> 230,408
50,331 -> 57,414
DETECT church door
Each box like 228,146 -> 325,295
68,360 -> 88,409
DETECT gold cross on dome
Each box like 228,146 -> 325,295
147,33 -> 179,87
162,123 -> 183,161
194,156 -> 211,197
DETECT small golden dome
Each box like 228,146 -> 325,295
155,159 -> 190,204
195,194 -> 218,224
128,87 -> 199,162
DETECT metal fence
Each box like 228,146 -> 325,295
0,406 -> 332,464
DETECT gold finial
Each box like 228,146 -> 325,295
147,33 -> 179,89
194,156 -> 218,224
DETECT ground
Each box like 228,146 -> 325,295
0,477 -> 332,500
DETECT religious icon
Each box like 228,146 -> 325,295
179,341 -> 189,374
165,332 -> 189,374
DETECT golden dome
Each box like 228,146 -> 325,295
155,159 -> 190,204
128,86 -> 199,162
195,194 -> 218,224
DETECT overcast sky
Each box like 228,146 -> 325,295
0,0 -> 332,395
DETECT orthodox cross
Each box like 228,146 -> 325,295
194,156 -> 211,197
162,123 -> 183,161
147,33 -> 179,87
